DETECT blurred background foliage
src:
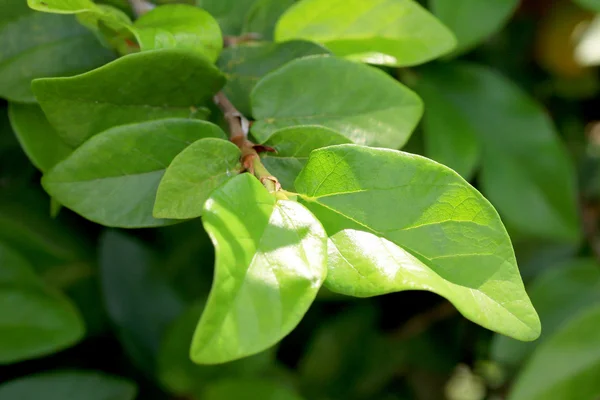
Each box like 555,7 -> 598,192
1,0 -> 600,399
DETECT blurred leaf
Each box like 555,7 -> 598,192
203,379 -> 303,400
0,0 -> 115,102
43,119 -> 225,228
429,0 -> 518,55
0,243 -> 84,364
0,371 -> 136,399
275,0 -> 456,66
260,126 -> 351,190
218,41 -> 329,115
197,0 -> 257,35
32,49 -> 224,147
508,303 -> 600,400
8,103 -> 73,172
158,302 -> 274,397
100,231 -> 185,374
574,0 -> 600,13
134,4 -> 223,62
491,258 -> 600,365
295,145 -> 540,341
154,138 -> 241,220
192,174 -> 327,364
251,55 -> 423,149
242,0 -> 294,40
416,63 -> 580,243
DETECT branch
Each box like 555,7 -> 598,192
223,33 -> 262,47
390,301 -> 457,341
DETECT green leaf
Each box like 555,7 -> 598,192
154,138 -> 241,220
0,0 -> 115,102
100,231 -> 185,374
33,49 -> 225,147
42,119 -> 225,228
491,259 -> 600,365
275,0 -> 456,67
0,371 -> 136,400
242,0 -> 295,40
134,4 -> 223,62
158,302 -> 274,397
218,41 -> 329,116
416,63 -> 580,243
260,126 -> 351,190
204,379 -> 304,400
429,0 -> 518,55
574,0 -> 600,12
251,55 -> 423,149
0,243 -> 84,364
294,145 -> 540,341
197,0 -> 257,35
29,0 -> 100,13
508,303 -> 600,400
192,173 -> 327,364
8,103 -> 73,173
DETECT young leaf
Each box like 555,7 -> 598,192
218,41 -> 329,116
416,63 -> 580,243
203,379 -> 304,400
242,0 -> 295,40
192,174 -> 327,364
251,55 -> 423,149
100,231 -> 185,374
0,371 -> 136,400
42,119 -> 225,228
429,0 -> 519,55
508,304 -> 600,400
275,0 -> 456,66
491,259 -> 600,365
33,49 -> 225,147
197,0 -> 257,35
294,145 -> 541,341
0,243 -> 84,364
8,103 -> 73,172
154,138 -> 241,220
0,0 -> 115,102
134,4 -> 223,62
260,126 -> 351,190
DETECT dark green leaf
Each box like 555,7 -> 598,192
417,63 -> 580,243
43,119 -> 225,228
275,0 -> 456,66
251,55 -> 423,149
0,0 -> 115,102
154,138 -> 241,220
218,41 -> 329,116
100,231 -> 185,373
204,379 -> 303,400
197,0 -> 257,35
260,126 -> 351,190
295,145 -> 540,341
242,0 -> 294,40
192,173 -> 327,364
574,0 -> 600,12
33,49 -> 225,147
0,371 -> 136,400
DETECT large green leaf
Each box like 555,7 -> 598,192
508,304 -> 600,400
0,243 -> 84,364
33,49 -> 225,147
0,0 -> 115,102
294,145 -> 540,341
192,173 -> 327,364
491,259 -> 600,365
275,0 -> 456,67
241,0 -> 295,40
196,0 -> 257,35
0,371 -> 136,400
100,231 -> 185,374
260,126 -> 351,190
416,63 -> 580,243
203,379 -> 304,400
251,55 -> 423,149
218,41 -> 329,116
429,0 -> 518,55
42,119 -> 225,228
154,138 -> 241,220
134,4 -> 223,62
8,103 -> 73,173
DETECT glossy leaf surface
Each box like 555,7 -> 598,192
192,174 -> 327,364
295,145 -> 540,341
275,0 -> 456,66
33,49 -> 225,147
154,138 -> 241,220
251,55 -> 423,148
42,119 -> 225,228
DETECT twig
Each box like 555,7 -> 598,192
582,200 -> 600,261
223,33 -> 262,47
390,301 -> 458,341
128,0 -> 154,17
